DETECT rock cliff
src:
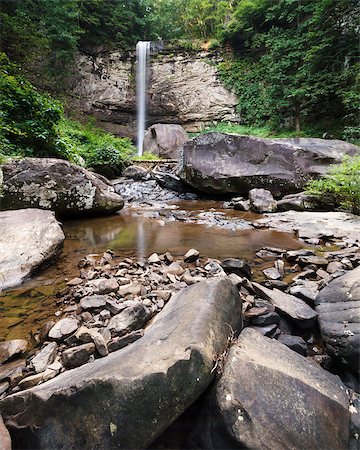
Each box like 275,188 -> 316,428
70,49 -> 238,137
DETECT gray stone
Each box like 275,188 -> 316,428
0,360 -> 26,383
123,165 -> 149,181
163,262 -> 185,276
108,330 -> 144,353
61,343 -> 95,369
221,258 -> 252,279
179,133 -> 358,196
0,415 -> 11,450
277,334 -> 307,355
251,311 -> 280,326
315,266 -> 360,376
183,248 -> 200,263
148,253 -> 161,264
86,278 -> 119,295
249,324 -> 279,337
249,188 -> 277,213
80,294 -> 110,310
143,124 -> 188,159
289,280 -> 319,303
18,367 -> 60,390
0,278 -> 242,449
48,318 -> 79,340
262,267 -> 282,280
0,158 -> 124,216
190,328 -> 350,450
107,303 -> 150,337
0,340 -> 28,364
0,209 -> 64,290
253,282 -> 317,329
31,343 -> 58,373
76,326 -> 108,357
118,283 -> 142,297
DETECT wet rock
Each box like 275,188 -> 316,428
108,330 -> 144,353
31,343 -> 57,373
1,158 -> 124,216
48,318 -> 79,340
143,123 -> 188,159
179,133 -> 358,196
86,278 -> 119,295
249,188 -> 277,213
277,334 -> 307,355
61,343 -> 95,369
190,328 -> 350,450
0,209 -> 65,290
0,340 -> 28,364
107,303 -> 150,337
253,282 -> 317,329
315,266 -> 360,376
183,248 -> 199,263
123,165 -> 149,181
0,415 -> 11,450
80,294 -> 110,310
221,258 -> 252,279
0,278 -> 242,449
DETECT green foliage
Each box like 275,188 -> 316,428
0,53 -> 63,157
306,156 -> 360,214
133,152 -> 162,161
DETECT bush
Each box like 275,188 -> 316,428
306,156 -> 360,214
0,52 -> 63,157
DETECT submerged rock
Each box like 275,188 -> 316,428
0,158 -> 124,216
315,266 -> 360,376
179,133 -> 358,196
190,328 -> 350,450
0,209 -> 64,290
0,278 -> 242,449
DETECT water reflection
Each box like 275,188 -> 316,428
0,203 -> 302,342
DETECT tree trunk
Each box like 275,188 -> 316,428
295,103 -> 301,132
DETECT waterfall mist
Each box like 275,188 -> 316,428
136,41 -> 151,157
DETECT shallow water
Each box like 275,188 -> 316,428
0,201 -> 303,343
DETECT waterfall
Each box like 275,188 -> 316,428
136,41 -> 151,157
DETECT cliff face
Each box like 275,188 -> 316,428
70,49 -> 238,137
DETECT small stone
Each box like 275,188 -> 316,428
118,283 -> 142,297
275,260 -> 285,277
98,328 -> 112,344
108,330 -> 144,353
61,343 -> 95,369
105,298 -> 124,315
164,252 -> 174,264
286,249 -> 315,260
86,278 -> 119,294
245,306 -> 268,319
66,277 -> 83,287
249,188 -> 277,213
221,259 -> 252,279
152,290 -> 172,301
18,367 -> 58,390
184,248 -> 200,263
117,277 -> 131,286
0,360 -> 26,383
317,269 -> 330,279
148,253 -> 161,264
107,304 -> 150,337
48,318 -> 79,340
142,299 -> 152,307
81,311 -> 93,322
326,261 -> 344,274
100,309 -> 111,320
31,342 -> 58,373
39,321 -> 56,341
163,262 -> 185,276
263,267 -> 282,280
80,295 -> 110,310
204,261 -> 225,275
157,299 -> 165,309
0,340 -> 28,364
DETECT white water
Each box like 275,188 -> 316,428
136,41 -> 151,156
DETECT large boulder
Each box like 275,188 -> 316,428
0,209 -> 64,290
190,328 -> 350,450
179,133 -> 359,196
0,158 -> 124,216
143,124 -> 188,159
0,278 -> 242,449
315,266 -> 360,376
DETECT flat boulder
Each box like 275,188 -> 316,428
0,278 -> 242,449
179,133 -> 358,196
190,328 -> 350,450
315,266 -> 360,376
143,123 -> 188,159
0,158 -> 124,216
0,209 -> 64,289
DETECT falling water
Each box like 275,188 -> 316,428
136,41 -> 151,156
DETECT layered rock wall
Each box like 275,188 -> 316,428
70,49 -> 238,137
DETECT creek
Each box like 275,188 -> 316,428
0,200 -> 303,344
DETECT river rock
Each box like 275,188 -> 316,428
315,266 -> 360,375
0,209 -> 64,290
48,318 -> 79,340
0,278 -> 242,449
80,294 -> 110,310
221,258 -> 252,279
31,343 -> 58,373
183,248 -> 200,263
190,328 -> 350,450
61,343 -> 96,369
123,165 -> 149,181
86,278 -> 119,295
108,330 -> 144,353
253,282 -> 317,329
0,340 -> 28,364
107,303 -> 150,337
0,415 -> 11,450
249,188 -> 277,213
0,158 -> 124,216
143,124 -> 188,159
179,133 -> 358,196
